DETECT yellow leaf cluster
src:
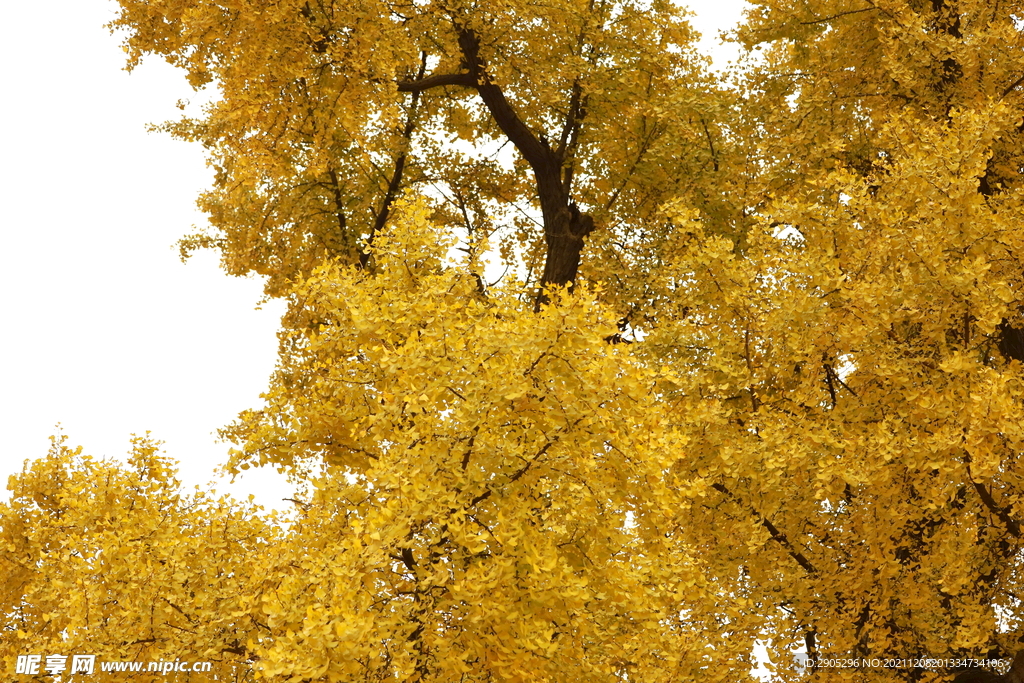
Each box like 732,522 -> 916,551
7,0 -> 1024,681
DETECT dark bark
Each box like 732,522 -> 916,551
362,54 -> 430,268
998,321 -> 1024,363
397,72 -> 476,92
402,24 -> 597,307
453,26 -> 596,304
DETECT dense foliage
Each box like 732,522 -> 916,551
5,0 -> 1024,681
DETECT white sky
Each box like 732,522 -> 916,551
0,0 -> 748,507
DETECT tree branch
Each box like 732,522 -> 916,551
454,24 -> 550,171
556,80 -> 584,162
470,441 -> 554,507
972,479 -> 1022,538
699,116 -> 719,173
450,19 -> 596,299
362,52 -> 429,267
397,72 -> 476,92
1001,73 -> 1024,100
712,482 -> 818,574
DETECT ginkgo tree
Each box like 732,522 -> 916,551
702,0 -> 1024,676
4,0 -> 1024,680
114,0 -> 739,308
0,435 -> 275,682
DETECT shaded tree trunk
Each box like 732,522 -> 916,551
400,23 -> 597,308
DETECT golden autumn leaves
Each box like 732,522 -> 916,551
219,202 -> 752,680
6,0 -> 1024,681
1,436 -> 275,682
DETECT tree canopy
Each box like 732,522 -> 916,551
4,0 -> 1024,681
